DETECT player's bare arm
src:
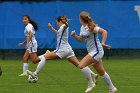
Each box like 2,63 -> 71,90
48,23 -> 57,34
71,30 -> 83,42
18,40 -> 27,46
99,28 -> 111,49
26,31 -> 33,49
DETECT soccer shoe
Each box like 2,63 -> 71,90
109,87 -> 117,93
45,50 -> 50,54
27,70 -> 37,79
18,73 -> 28,77
85,83 -> 96,93
91,74 -> 98,84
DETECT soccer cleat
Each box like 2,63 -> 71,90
27,70 -> 37,79
91,74 -> 98,84
109,87 -> 117,93
45,50 -> 50,54
18,73 -> 28,77
85,83 -> 96,93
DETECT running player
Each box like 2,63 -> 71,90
27,16 -> 98,92
18,15 -> 39,76
71,11 -> 117,93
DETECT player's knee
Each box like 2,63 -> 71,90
78,64 -> 84,69
32,61 -> 37,64
31,59 -> 38,64
98,71 -> 105,76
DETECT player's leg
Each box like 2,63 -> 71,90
68,56 -> 97,84
19,50 -> 29,76
93,59 -> 117,93
29,52 -> 60,76
77,54 -> 97,92
68,55 -> 97,79
28,45 -> 40,64
29,48 -> 51,64
78,54 -> 97,69
29,52 -> 40,64
67,50 -> 98,79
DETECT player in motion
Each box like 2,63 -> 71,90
71,11 -> 117,93
28,16 -> 98,92
18,15 -> 39,76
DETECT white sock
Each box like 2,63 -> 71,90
81,66 -> 94,85
102,72 -> 115,90
23,63 -> 28,74
86,66 -> 95,75
34,55 -> 46,75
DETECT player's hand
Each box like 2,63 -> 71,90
102,43 -> 111,49
18,43 -> 23,46
71,30 -> 76,36
48,23 -> 52,28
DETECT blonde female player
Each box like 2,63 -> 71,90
27,16 -> 98,92
18,15 -> 40,76
71,11 -> 117,93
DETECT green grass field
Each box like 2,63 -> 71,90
0,59 -> 140,93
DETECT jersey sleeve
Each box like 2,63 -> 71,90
93,26 -> 100,33
80,26 -> 89,36
26,24 -> 34,33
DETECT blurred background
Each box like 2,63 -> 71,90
0,0 -> 140,59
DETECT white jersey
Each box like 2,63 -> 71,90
80,25 -> 103,54
55,24 -> 72,51
24,23 -> 37,47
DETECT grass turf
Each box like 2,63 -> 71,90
0,59 -> 140,93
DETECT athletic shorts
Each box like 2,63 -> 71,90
54,48 -> 75,59
89,50 -> 104,62
27,43 -> 38,53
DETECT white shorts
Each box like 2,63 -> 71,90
54,48 -> 75,59
89,50 -> 104,61
27,43 -> 38,53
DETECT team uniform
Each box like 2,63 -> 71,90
80,25 -> 104,61
54,24 -> 75,58
24,23 -> 38,53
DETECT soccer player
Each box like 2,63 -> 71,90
71,11 -> 117,93
27,16 -> 98,92
18,15 -> 39,76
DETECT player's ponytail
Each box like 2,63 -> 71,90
61,16 -> 69,27
23,15 -> 38,31
30,19 -> 38,31
87,16 -> 96,31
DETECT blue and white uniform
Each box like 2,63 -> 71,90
80,25 -> 104,61
24,23 -> 38,53
54,24 -> 75,58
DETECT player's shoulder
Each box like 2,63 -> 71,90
60,24 -> 66,28
93,26 -> 100,32
59,24 -> 67,30
26,23 -> 33,28
80,25 -> 89,32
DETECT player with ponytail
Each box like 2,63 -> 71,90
71,11 -> 117,93
18,15 -> 40,76
27,16 -> 98,92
